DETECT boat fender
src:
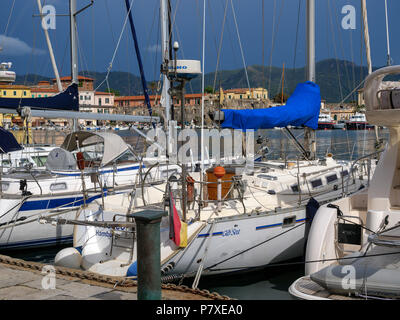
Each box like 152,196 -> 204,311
54,247 -> 82,269
306,197 -> 320,224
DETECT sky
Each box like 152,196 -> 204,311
0,0 -> 399,83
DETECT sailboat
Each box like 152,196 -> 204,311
0,0 -> 169,250
50,0 -> 377,282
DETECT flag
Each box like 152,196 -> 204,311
169,190 -> 188,248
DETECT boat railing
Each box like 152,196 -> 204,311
345,148 -> 384,196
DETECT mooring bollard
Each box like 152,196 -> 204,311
131,209 -> 167,300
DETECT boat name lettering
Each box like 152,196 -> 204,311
222,228 -> 240,237
95,230 -> 112,238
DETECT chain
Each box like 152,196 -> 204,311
0,254 -> 232,300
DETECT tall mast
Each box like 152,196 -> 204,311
69,0 -> 78,84
306,0 -> 315,82
361,0 -> 372,75
305,0 -> 316,159
384,0 -> 391,66
161,0 -> 172,130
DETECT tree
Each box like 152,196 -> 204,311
107,88 -> 120,96
204,86 -> 214,94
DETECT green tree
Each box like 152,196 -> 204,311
204,86 -> 214,94
107,88 -> 120,96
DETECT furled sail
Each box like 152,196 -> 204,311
0,83 -> 79,112
220,81 -> 321,131
0,126 -> 22,153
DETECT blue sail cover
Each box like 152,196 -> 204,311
221,81 -> 321,131
0,126 -> 22,153
0,83 -> 79,112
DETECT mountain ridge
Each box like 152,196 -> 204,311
15,59 -> 388,102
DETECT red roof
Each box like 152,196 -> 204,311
31,88 -> 58,93
95,91 -> 114,96
52,75 -> 94,82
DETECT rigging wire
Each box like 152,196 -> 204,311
230,0 -> 251,92
267,0 -> 285,96
292,0 -> 302,78
93,0 -> 135,93
212,0 -> 229,93
0,0 -> 16,50
327,0 -> 344,102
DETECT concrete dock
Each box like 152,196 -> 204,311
0,254 -> 231,300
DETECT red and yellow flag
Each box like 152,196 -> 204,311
169,191 -> 188,248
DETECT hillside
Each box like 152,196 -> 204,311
15,59 -> 392,102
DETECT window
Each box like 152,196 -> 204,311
326,174 -> 338,184
23,91 -> 27,96
283,216 -> 296,227
310,178 -> 323,189
341,170 -> 349,177
80,95 -> 83,100
105,98 -> 110,104
13,91 -> 16,96
19,158 -> 30,166
31,156 -> 48,167
3,91 -> 6,96
98,98 -> 102,106
291,184 -> 299,192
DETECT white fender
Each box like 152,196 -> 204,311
54,247 -> 82,269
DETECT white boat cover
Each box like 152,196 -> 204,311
46,148 -> 77,171
310,246 -> 400,298
61,131 -> 129,167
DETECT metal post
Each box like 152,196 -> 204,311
131,209 -> 167,300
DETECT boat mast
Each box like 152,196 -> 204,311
384,0 -> 391,66
69,0 -> 78,131
69,0 -> 78,85
304,0 -> 316,159
161,0 -> 172,154
361,0 -> 372,75
361,0 -> 381,146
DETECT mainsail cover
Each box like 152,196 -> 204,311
0,83 -> 79,112
0,126 -> 22,153
221,81 -> 321,131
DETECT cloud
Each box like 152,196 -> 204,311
0,35 -> 46,56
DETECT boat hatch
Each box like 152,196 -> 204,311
326,174 -> 338,183
310,179 -> 323,189
50,182 -> 68,191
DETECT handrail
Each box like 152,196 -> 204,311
345,148 -> 384,195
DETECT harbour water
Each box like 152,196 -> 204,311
2,127 -> 388,300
